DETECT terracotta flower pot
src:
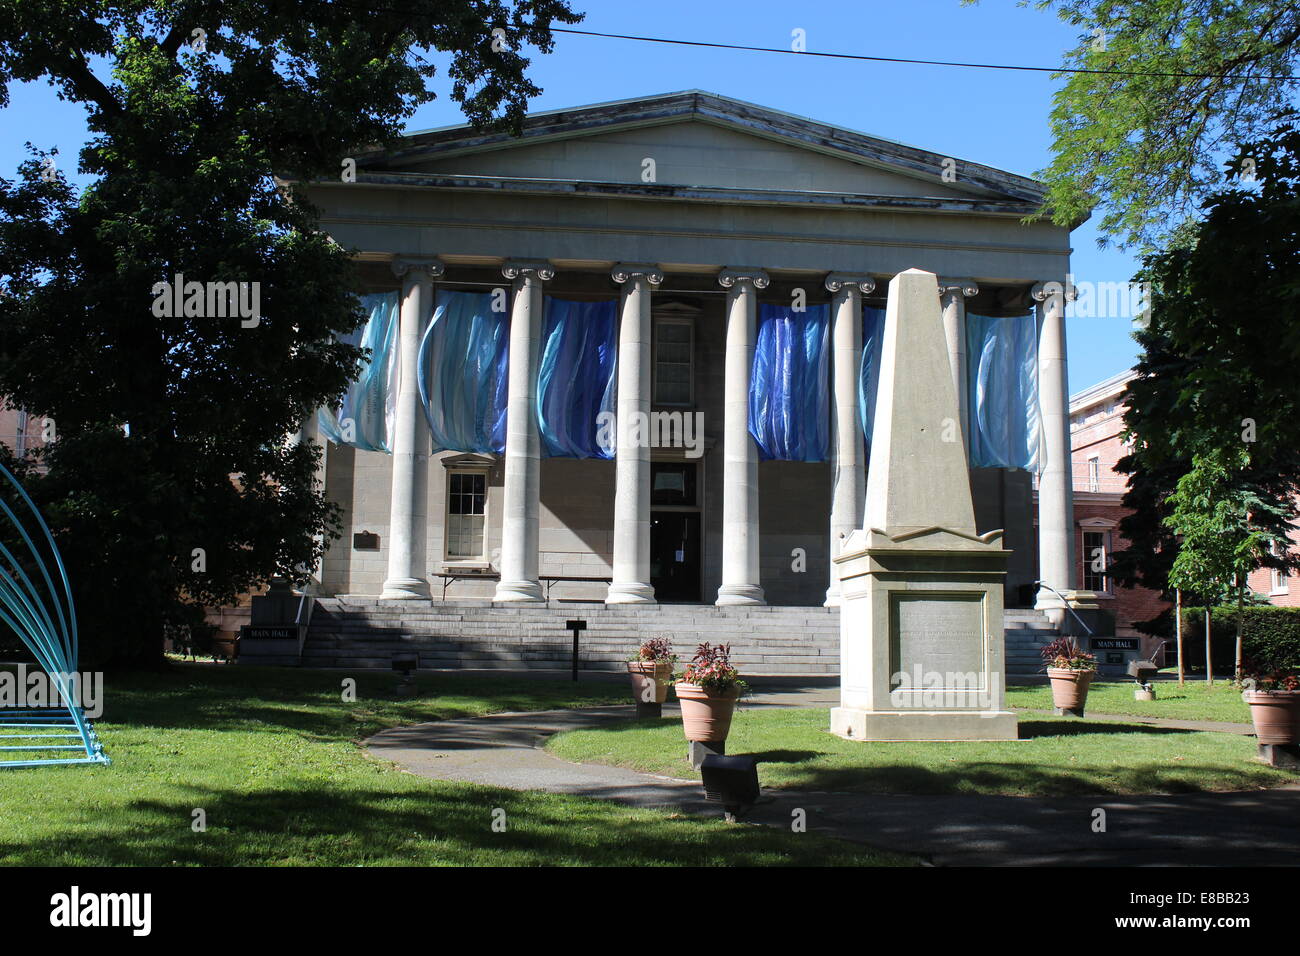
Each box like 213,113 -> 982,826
675,682 -> 740,743
1245,690 -> 1300,746
626,660 -> 673,705
1047,667 -> 1094,715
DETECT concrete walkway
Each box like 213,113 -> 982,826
366,694 -> 1300,866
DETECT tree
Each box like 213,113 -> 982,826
1163,446 -> 1290,681
0,1 -> 579,664
1024,0 -> 1300,249
1110,122 -> 1300,631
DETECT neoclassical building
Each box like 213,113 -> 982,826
296,91 -> 1078,634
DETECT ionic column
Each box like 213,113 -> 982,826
715,267 -> 768,607
938,278 -> 978,455
824,272 -> 874,607
381,257 -> 443,599
1032,279 -> 1077,625
493,260 -> 553,603
607,264 -> 662,605
290,410 -> 329,594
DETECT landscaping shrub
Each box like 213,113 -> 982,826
1179,605 -> 1300,674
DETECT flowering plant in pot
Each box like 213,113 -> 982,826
626,637 -> 677,708
675,643 -> 747,744
1041,636 -> 1097,716
1241,660 -> 1300,747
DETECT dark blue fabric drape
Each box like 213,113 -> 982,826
858,305 -> 886,445
537,297 -> 618,459
418,289 -> 509,454
749,303 -> 831,461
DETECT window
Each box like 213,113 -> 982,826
1082,530 -> 1109,592
1087,456 -> 1100,493
1270,540 -> 1290,595
653,318 -> 693,405
446,471 -> 487,560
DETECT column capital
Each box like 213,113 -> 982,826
937,277 -> 979,299
824,272 -> 876,295
1031,279 -> 1078,304
610,263 -> 664,285
391,257 -> 445,281
502,259 -> 555,282
717,266 -> 770,290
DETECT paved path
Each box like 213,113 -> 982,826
366,698 -> 1300,866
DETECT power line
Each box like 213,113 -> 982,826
550,26 -> 1300,82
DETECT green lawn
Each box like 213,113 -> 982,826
0,665 -> 910,866
1006,679 -> 1252,723
545,706 -> 1295,797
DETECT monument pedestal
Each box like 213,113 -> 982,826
830,268 -> 1018,742
830,526 -> 1019,742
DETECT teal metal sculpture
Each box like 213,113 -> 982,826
0,461 -> 108,768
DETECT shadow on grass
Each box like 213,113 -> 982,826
749,749 -> 824,766
0,779 -> 888,867
1020,721 -> 1195,738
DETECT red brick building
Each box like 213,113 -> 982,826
1065,369 -> 1298,646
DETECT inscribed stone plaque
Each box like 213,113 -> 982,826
889,593 -> 985,685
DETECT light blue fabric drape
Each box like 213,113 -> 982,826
319,291 -> 399,453
966,312 -> 1041,471
537,298 -> 617,459
749,304 -> 831,461
858,306 -> 886,446
418,290 -> 509,454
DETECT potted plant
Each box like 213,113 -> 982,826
1042,636 -> 1097,717
675,642 -> 746,746
626,638 -> 676,715
1243,670 -> 1300,746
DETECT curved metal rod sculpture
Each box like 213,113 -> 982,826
0,461 -> 109,768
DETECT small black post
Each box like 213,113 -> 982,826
566,619 -> 587,682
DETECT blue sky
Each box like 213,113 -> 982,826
1,0 -> 1142,393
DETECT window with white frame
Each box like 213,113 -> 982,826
653,317 -> 693,405
1082,530 -> 1109,592
445,471 -> 487,561
1270,540 -> 1290,595
1087,456 -> 1100,493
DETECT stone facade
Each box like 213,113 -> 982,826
301,91 -> 1076,614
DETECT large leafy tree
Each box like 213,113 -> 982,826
0,1 -> 579,664
1111,123 -> 1300,626
1025,0 -> 1300,249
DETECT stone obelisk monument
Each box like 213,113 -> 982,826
830,269 -> 1017,741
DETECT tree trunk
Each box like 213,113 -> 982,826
1175,589 -> 1184,686
1204,606 -> 1213,686
1235,577 -> 1245,683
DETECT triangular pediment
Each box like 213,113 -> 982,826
358,91 -> 1044,207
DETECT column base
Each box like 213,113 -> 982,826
715,584 -> 765,607
380,577 -> 431,600
493,580 -> 544,603
830,707 -> 1019,741
605,582 -> 656,605
1034,587 -> 1067,628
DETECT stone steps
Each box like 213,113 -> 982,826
287,598 -> 1061,676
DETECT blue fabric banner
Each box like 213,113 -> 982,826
319,291 -> 399,453
966,312 -> 1041,471
418,289 -> 509,454
537,297 -> 618,459
749,303 -> 831,461
858,305 -> 886,446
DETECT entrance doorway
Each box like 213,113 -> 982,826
649,461 -> 702,602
